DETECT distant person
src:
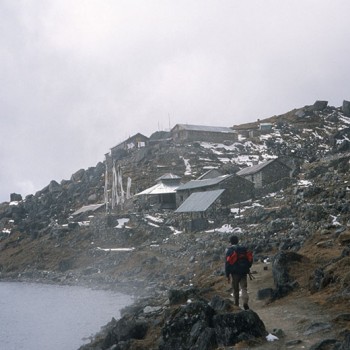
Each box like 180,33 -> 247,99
225,235 -> 253,310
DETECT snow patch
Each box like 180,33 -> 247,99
206,224 -> 242,234
330,215 -> 341,226
215,224 -> 235,233
145,215 -> 164,223
170,226 -> 182,235
336,136 -> 350,144
230,202 -> 263,215
298,179 -> 312,187
218,157 -> 230,163
78,221 -> 90,227
339,115 -> 350,124
116,218 -> 130,228
97,247 -> 135,252
181,157 -> 192,175
266,334 -> 279,342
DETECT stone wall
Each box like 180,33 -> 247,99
220,175 -> 254,205
260,161 -> 291,187
174,130 -> 238,143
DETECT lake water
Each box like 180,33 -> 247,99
0,282 -> 133,350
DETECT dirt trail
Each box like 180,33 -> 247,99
242,262 -> 339,349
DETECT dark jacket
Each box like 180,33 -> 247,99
225,244 -> 252,277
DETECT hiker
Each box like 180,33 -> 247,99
225,235 -> 253,310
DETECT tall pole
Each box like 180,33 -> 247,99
104,154 -> 109,213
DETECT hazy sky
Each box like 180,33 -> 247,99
1,0 -> 350,202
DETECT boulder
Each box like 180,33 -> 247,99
71,168 -> 86,182
328,113 -> 339,123
48,180 -> 61,193
209,295 -> 235,313
295,110 -> 306,118
337,140 -> 350,153
339,231 -> 350,245
190,327 -> 217,350
342,100 -> 350,117
303,322 -> 332,335
309,268 -> 325,293
310,100 -> 328,111
88,194 -> 97,203
271,251 -> 303,299
213,310 -> 267,346
266,218 -> 292,233
78,316 -> 148,350
160,301 -> 215,350
58,258 -> 75,272
160,300 -> 267,350
168,287 -> 199,305
110,316 -> 148,343
10,193 -> 22,202
309,338 -> 338,350
338,331 -> 350,349
257,288 -> 274,301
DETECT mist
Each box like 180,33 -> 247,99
1,0 -> 350,202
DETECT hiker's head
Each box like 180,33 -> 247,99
229,235 -> 239,245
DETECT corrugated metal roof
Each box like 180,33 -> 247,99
72,203 -> 105,216
135,182 -> 179,196
236,159 -> 277,176
156,173 -> 181,181
176,174 -> 232,191
173,124 -> 236,133
175,189 -> 225,213
196,169 -> 222,180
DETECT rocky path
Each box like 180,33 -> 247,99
244,262 -> 339,349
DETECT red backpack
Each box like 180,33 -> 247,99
226,246 -> 253,274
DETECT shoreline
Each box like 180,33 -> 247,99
0,270 -> 141,298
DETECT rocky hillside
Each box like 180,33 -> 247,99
0,101 -> 350,349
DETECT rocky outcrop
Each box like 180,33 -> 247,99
342,100 -> 350,117
78,316 -> 149,350
308,100 -> 328,111
79,291 -> 267,350
271,251 -> 303,299
10,193 -> 22,202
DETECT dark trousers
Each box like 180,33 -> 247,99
231,273 -> 248,306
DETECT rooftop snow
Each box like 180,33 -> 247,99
136,182 -> 179,195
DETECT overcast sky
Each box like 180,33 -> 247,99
1,0 -> 350,202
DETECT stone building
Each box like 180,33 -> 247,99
232,121 -> 259,139
110,133 -> 149,159
236,158 -> 291,189
175,189 -> 225,232
259,123 -> 273,134
171,124 -> 238,143
135,173 -> 182,209
176,174 -> 254,206
148,131 -> 172,146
